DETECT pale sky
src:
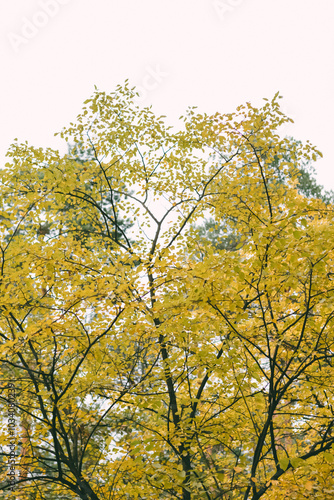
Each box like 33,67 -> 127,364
2,0 -> 334,188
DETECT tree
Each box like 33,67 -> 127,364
0,85 -> 334,500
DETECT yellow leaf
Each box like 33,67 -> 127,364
290,457 -> 303,468
305,481 -> 313,491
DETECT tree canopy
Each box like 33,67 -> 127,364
0,85 -> 334,500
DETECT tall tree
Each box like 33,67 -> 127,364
0,86 -> 333,500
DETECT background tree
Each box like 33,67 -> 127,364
196,141 -> 334,251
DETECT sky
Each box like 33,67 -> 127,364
1,0 -> 334,189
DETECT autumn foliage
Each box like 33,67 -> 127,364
0,85 -> 333,500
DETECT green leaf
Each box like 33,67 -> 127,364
279,457 -> 290,471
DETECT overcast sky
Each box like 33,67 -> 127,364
2,0 -> 334,188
